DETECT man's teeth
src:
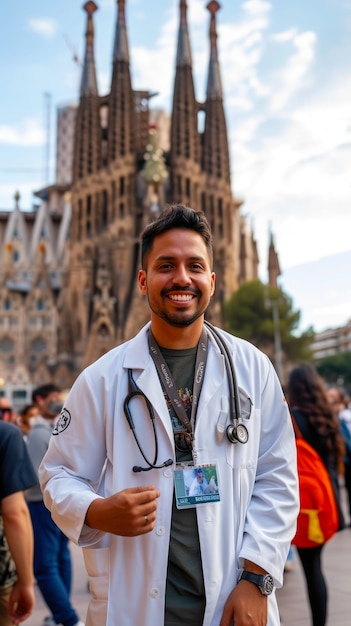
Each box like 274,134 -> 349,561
169,294 -> 193,301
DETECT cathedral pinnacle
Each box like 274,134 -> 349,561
206,0 -> 222,100
176,0 -> 192,67
113,0 -> 129,62
80,1 -> 98,97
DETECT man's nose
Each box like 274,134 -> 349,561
172,264 -> 191,284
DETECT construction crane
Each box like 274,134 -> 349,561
63,33 -> 82,97
63,33 -> 82,67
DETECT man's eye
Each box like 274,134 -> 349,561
190,263 -> 204,270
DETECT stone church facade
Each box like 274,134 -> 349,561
0,1 -> 278,405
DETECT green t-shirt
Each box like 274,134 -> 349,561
160,347 -> 206,626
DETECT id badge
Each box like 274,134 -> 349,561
174,462 -> 220,509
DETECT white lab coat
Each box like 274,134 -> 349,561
39,323 -> 298,626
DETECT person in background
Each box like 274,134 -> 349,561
0,420 -> 37,625
26,384 -> 84,626
0,397 -> 16,424
18,404 -> 39,441
326,386 -> 351,526
287,364 -> 345,626
40,204 -> 298,626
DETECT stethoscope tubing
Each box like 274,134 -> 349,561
124,322 -> 247,471
204,320 -> 242,425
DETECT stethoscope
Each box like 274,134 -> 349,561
204,321 -> 250,445
123,367 -> 174,473
123,322 -> 250,472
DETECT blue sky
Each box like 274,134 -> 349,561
1,0 -> 350,333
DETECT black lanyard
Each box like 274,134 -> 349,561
148,328 -> 208,451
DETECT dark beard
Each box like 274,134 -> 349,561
148,300 -> 208,328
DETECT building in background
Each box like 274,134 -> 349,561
311,320 -> 351,361
0,0 -> 280,405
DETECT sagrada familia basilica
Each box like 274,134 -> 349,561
0,1 -> 280,403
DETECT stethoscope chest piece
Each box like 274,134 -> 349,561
226,422 -> 249,444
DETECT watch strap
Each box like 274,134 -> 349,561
239,570 -> 274,596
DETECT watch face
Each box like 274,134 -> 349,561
261,574 -> 274,595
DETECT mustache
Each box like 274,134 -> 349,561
161,286 -> 201,297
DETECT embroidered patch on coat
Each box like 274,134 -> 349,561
53,408 -> 71,435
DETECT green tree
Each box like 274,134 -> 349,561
223,280 -> 313,367
315,352 -> 351,390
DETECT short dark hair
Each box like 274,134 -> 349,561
32,383 -> 60,403
141,204 -> 213,268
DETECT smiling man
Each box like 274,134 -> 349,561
40,204 -> 298,626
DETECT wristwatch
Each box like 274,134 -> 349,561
239,570 -> 274,596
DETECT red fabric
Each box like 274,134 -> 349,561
292,430 -> 339,548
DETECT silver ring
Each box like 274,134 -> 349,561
144,515 -> 149,525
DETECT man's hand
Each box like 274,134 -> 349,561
85,486 -> 160,536
8,582 -> 35,624
220,581 -> 268,626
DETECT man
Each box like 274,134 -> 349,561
0,420 -> 37,625
27,384 -> 84,626
40,205 -> 299,626
189,468 -> 209,496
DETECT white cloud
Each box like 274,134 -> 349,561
270,30 -> 317,111
214,4 -> 271,111
243,0 -> 272,17
28,18 -> 58,39
271,28 -> 297,43
229,91 -> 351,277
0,119 -> 45,146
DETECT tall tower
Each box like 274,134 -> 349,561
59,2 -> 103,371
200,1 -> 241,311
108,0 -> 135,164
268,227 -> 281,288
58,0 -> 147,373
170,0 -> 201,208
72,1 -> 101,183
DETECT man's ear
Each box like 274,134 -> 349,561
210,272 -> 216,297
138,269 -> 147,295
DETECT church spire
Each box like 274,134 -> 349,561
202,1 -> 230,184
268,226 -> 281,288
80,1 -> 98,97
206,0 -> 223,100
72,2 -> 101,180
113,0 -> 129,62
170,0 -> 200,204
107,0 -> 134,163
176,0 -> 192,67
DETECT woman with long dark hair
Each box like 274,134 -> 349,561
287,363 -> 345,626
